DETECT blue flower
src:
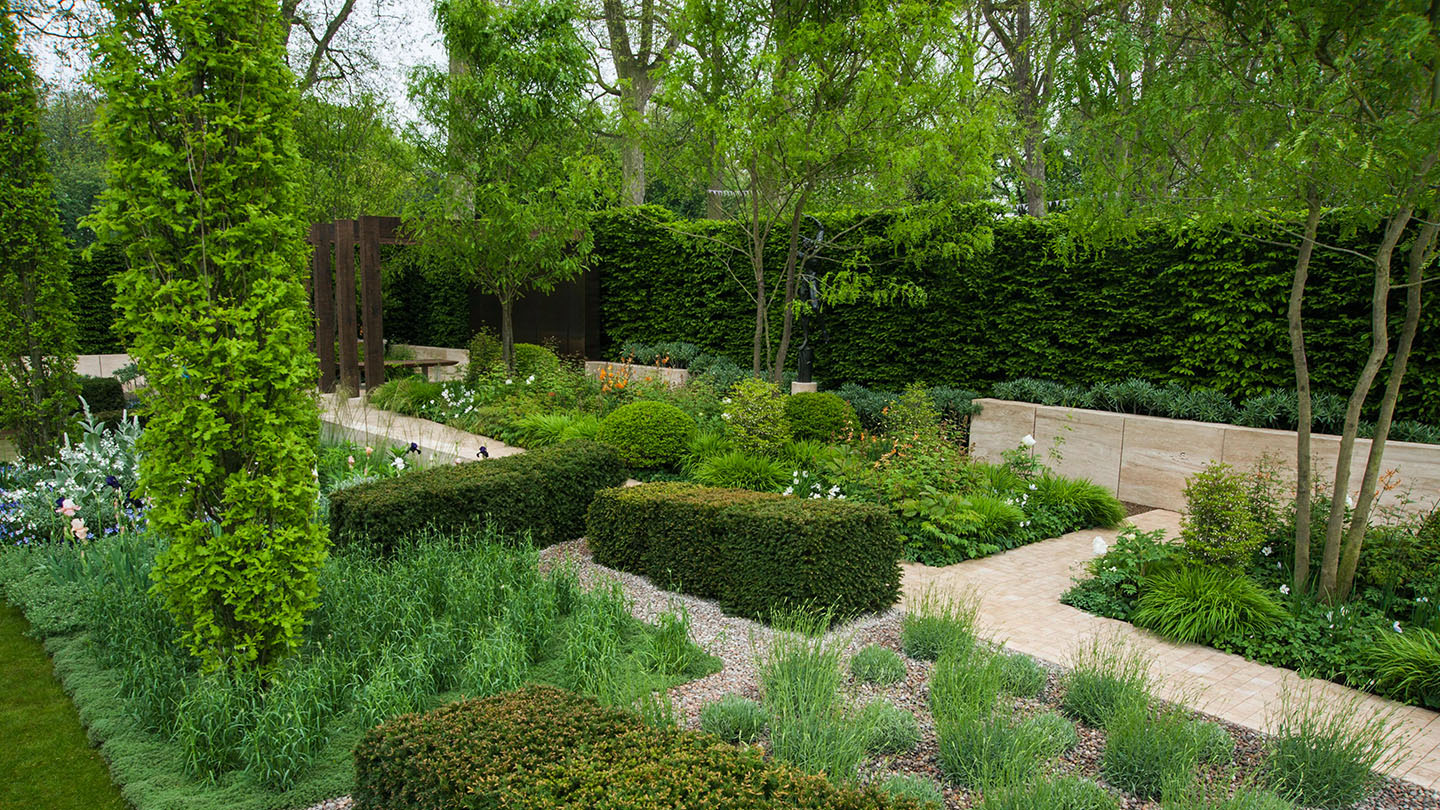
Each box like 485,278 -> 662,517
105,475 -> 121,489
408,442 -> 420,455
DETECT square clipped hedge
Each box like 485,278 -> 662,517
586,482 -> 902,621
328,440 -> 623,552
353,685 -> 926,810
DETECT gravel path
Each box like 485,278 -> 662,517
304,540 -> 1440,810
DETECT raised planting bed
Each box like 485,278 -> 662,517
969,398 -> 1440,515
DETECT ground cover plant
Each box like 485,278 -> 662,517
0,522 -> 717,810
1063,460 -> 1440,709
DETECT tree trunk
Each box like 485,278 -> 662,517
618,77 -> 651,206
500,295 -> 515,374
1334,218 -> 1437,600
705,135 -> 723,219
1021,123 -> 1046,217
1317,209 -> 1412,601
1290,198 -> 1321,592
771,192 -> 810,384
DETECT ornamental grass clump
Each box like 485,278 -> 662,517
850,644 -> 906,685
700,694 -> 768,743
879,774 -> 945,807
1366,626 -> 1440,707
759,611 -> 869,781
1131,565 -> 1286,645
978,776 -> 1119,810
998,650 -> 1048,698
1060,634 -> 1153,728
902,588 -> 979,661
1101,701 -> 1205,800
858,698 -> 920,754
1263,686 -> 1405,810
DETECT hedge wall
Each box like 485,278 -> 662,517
586,482 -> 902,621
328,440 -> 623,552
70,242 -> 125,354
589,206 -> 1439,423
354,685 -> 927,810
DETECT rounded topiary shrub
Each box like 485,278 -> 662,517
597,401 -> 697,468
785,391 -> 860,442
512,343 -> 561,379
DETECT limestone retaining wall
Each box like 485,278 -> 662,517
969,398 -> 1440,514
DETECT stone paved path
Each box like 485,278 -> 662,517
319,394 -> 522,464
901,509 -> 1440,790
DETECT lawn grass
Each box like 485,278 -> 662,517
1,602 -> 127,810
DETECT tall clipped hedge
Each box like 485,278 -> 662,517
70,242 -> 125,354
589,206 -> 1439,423
89,0 -> 325,671
0,12 -> 79,458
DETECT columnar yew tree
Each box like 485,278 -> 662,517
0,13 -> 79,459
88,0 -> 326,670
407,0 -> 605,372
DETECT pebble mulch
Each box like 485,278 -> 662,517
303,539 -> 1440,810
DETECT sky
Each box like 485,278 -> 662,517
21,0 -> 448,120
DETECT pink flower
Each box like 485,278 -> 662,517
70,517 -> 89,541
55,498 -> 78,517
346,455 -> 356,467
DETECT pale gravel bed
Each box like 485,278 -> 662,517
304,539 -> 1440,810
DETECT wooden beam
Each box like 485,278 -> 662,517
335,218 -> 360,394
310,223 -> 338,392
359,216 -> 385,390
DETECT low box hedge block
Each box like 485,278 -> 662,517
353,685 -> 926,810
328,440 -> 623,552
586,482 -> 902,621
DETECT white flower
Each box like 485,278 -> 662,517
783,487 -> 793,495
1021,434 -> 1037,447
526,375 -> 535,384
721,413 -> 731,421
1279,585 -> 1290,595
391,456 -> 406,471
722,398 -> 732,404
1261,546 -> 1272,556
1028,483 -> 1037,491
312,466 -> 319,479
1393,621 -> 1404,634
1276,561 -> 1283,569
1092,536 -> 1108,556
505,378 -> 513,385
1345,494 -> 1355,509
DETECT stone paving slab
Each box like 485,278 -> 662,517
319,394 -> 521,465
901,510 -> 1440,790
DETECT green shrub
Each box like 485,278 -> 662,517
329,440 -> 624,553
1185,718 -> 1235,766
1022,711 -> 1078,756
723,377 -> 792,456
586,482 -> 902,621
882,383 -> 943,440
998,651 -> 1048,698
901,589 -> 978,661
979,776 -> 1119,810
1181,463 -> 1266,569
1263,687 -> 1404,810
691,449 -> 788,491
928,386 -> 981,424
858,699 -> 920,754
879,774 -> 944,807
641,604 -> 707,678
77,375 -> 125,413
464,327 -> 502,381
849,644 -> 906,685
785,391 -> 860,442
1060,635 -> 1152,728
699,694 -> 768,743
507,412 -> 598,448
511,342 -> 561,378
1367,626 -> 1440,707
1131,566 -> 1286,645
596,400 -> 697,468
834,382 -> 896,431
1101,702 -> 1203,800
354,685 -> 933,810
1032,473 -> 1125,530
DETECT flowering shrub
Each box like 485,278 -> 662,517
722,378 -> 791,456
1181,463 -> 1267,569
0,407 -> 146,546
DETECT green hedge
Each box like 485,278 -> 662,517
328,440 -> 623,552
70,242 -> 125,354
589,206 -> 1439,423
586,482 -> 902,621
78,375 -> 124,412
353,685 -> 926,810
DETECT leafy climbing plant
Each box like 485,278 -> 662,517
87,0 -> 326,672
